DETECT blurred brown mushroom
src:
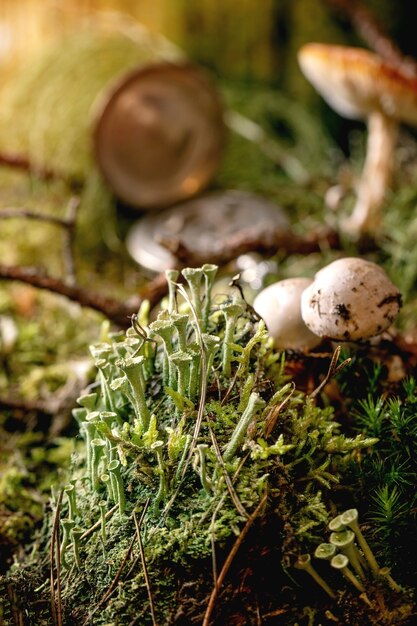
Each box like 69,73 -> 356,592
94,62 -> 226,209
298,43 -> 417,239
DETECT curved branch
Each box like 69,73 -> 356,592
0,150 -> 82,187
0,263 -> 140,327
324,0 -> 417,75
159,227 -> 341,266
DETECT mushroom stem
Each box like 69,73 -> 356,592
343,110 -> 397,238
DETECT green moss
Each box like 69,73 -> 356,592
3,265 -> 385,624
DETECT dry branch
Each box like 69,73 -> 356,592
0,263 -> 141,327
324,0 -> 417,75
159,227 -> 341,267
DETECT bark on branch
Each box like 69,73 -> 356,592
159,227 -> 341,266
0,263 -> 143,327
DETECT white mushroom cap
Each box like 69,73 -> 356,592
301,257 -> 402,341
253,278 -> 321,350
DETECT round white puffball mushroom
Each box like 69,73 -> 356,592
301,257 -> 402,341
253,278 -> 321,350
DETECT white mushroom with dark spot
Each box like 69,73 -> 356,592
300,257 -> 402,341
298,43 -> 417,238
253,278 -> 321,350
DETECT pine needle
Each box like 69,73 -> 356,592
133,501 -> 158,626
309,345 -> 351,399
50,490 -> 64,626
202,493 -> 268,626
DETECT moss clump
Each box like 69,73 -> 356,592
3,264 -> 386,624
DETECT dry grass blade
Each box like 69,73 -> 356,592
79,504 -> 118,541
202,493 -> 268,626
0,208 -> 72,227
50,490 -> 64,626
62,196 -> 80,285
208,426 -> 249,519
133,500 -> 158,626
265,383 -> 295,438
309,345 -> 351,399
220,368 -> 240,407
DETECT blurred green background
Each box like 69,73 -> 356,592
1,0 -> 416,152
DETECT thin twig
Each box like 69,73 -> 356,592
324,0 -> 417,75
0,263 -> 140,327
309,345 -> 351,399
62,197 -> 80,284
0,395 -> 59,415
0,208 -> 73,226
0,150 -> 81,186
265,383 -> 295,438
7,583 -> 24,626
202,493 -> 268,626
0,263 -> 169,327
79,504 -> 118,541
0,198 -> 80,284
159,227 -> 340,268
50,490 -> 64,626
133,501 -> 158,626
0,223 -> 339,327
